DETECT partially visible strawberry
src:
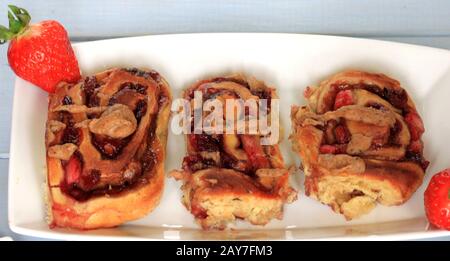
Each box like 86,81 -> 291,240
65,154 -> 81,186
334,90 -> 354,110
319,144 -> 346,154
424,169 -> 450,230
0,5 -> 80,92
240,135 -> 270,170
320,145 -> 338,154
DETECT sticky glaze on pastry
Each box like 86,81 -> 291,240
290,70 -> 428,220
45,68 -> 171,229
171,74 -> 297,229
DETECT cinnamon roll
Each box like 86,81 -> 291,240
290,70 -> 429,220
45,68 -> 172,229
171,74 -> 297,230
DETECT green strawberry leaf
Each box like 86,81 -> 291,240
7,5 -> 20,14
17,13 -> 30,25
8,11 -> 22,34
0,25 -> 13,44
0,5 -> 32,44
8,5 -> 30,26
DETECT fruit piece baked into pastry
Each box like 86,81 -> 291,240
290,70 -> 429,220
45,68 -> 172,229
171,74 -> 297,230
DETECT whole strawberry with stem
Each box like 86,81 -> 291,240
424,169 -> 450,230
0,5 -> 80,92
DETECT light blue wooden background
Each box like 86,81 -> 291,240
0,0 -> 449,240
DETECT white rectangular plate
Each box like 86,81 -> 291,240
8,33 -> 450,240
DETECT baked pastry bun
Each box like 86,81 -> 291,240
171,74 -> 297,230
45,68 -> 172,229
290,70 -> 428,220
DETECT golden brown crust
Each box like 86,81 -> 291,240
173,74 -> 297,229
291,70 -> 427,220
48,163 -> 164,229
45,68 -> 172,229
173,168 -> 295,230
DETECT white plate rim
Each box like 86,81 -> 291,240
8,33 -> 450,240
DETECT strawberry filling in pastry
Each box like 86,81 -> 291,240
291,70 -> 429,220
45,68 -> 172,229
172,74 -> 297,230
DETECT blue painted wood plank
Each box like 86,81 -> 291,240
0,49 -> 13,154
0,0 -> 449,39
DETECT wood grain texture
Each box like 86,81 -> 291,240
0,49 -> 13,156
0,0 -> 449,38
0,159 -> 10,236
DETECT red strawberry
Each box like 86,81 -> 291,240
0,5 -> 80,92
65,154 -> 81,185
405,111 -> 425,141
319,144 -> 346,154
320,145 -> 337,154
240,135 -> 270,169
424,169 -> 450,230
334,90 -> 354,110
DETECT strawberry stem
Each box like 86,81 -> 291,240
0,5 -> 31,44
